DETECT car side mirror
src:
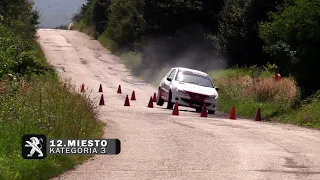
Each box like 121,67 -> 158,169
215,87 -> 219,91
167,77 -> 172,82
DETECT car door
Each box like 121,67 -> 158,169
165,69 -> 176,93
159,69 -> 173,99
161,69 -> 176,100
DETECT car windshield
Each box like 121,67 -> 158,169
175,70 -> 213,88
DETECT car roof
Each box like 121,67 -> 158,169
173,67 -> 208,76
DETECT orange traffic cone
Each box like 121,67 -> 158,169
124,95 -> 130,106
147,96 -> 153,108
229,106 -> 236,120
172,102 -> 179,116
131,91 -> 136,100
255,108 -> 261,121
153,92 -> 157,102
99,84 -> 103,92
80,84 -> 85,92
117,85 -> 122,94
99,94 -> 105,105
200,104 -> 208,117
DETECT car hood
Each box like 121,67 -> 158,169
175,82 -> 218,96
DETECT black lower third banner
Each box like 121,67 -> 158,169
22,134 -> 121,159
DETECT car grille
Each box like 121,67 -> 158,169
184,90 -> 209,100
181,98 -> 212,107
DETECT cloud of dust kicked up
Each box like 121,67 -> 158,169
130,24 -> 228,86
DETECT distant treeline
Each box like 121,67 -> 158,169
73,0 -> 320,97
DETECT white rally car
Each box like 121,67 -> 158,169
156,67 -> 219,114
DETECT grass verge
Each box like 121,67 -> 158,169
98,33 -> 118,53
72,21 -> 96,38
209,68 -> 320,128
0,41 -> 104,180
72,22 -> 119,53
209,68 -> 297,118
271,96 -> 320,128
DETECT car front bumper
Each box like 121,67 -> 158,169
171,91 -> 218,111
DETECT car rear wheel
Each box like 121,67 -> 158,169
166,91 -> 174,109
156,89 -> 164,106
208,110 -> 215,114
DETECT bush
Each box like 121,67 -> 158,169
0,1 -> 104,177
0,17 -> 51,78
273,97 -> 320,128
103,0 -> 145,46
244,76 -> 296,103
215,76 -> 297,103
259,0 -> 320,96
73,21 -> 97,38
97,33 -> 118,52
0,74 -> 104,179
210,67 -> 298,118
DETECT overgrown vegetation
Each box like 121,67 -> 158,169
0,0 -> 104,179
73,0 -> 320,128
210,67 -> 320,128
0,74 -> 104,180
209,66 -> 297,118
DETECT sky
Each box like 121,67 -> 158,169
33,0 -> 86,28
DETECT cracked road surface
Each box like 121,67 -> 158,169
36,29 -> 320,180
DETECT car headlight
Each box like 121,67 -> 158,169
209,95 -> 218,100
177,89 -> 186,94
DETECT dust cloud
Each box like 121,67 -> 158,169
130,24 -> 228,85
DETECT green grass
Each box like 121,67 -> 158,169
71,22 -> 117,52
210,68 -> 295,118
209,67 -> 290,118
271,98 -> 320,128
72,22 -> 119,53
72,21 -> 96,38
98,34 -> 118,53
208,66 -> 274,80
0,41 -> 104,180
216,88 -> 291,119
208,68 -> 252,79
210,68 -> 320,129
0,74 -> 104,180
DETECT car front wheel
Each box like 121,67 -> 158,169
166,91 -> 174,109
208,110 -> 215,114
156,89 -> 164,106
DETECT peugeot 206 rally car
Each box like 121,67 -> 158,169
156,67 -> 219,114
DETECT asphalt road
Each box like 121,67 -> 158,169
36,29 -> 320,180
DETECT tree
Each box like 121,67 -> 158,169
103,0 -> 146,46
92,0 -> 111,35
211,0 -> 284,66
259,0 -> 320,96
